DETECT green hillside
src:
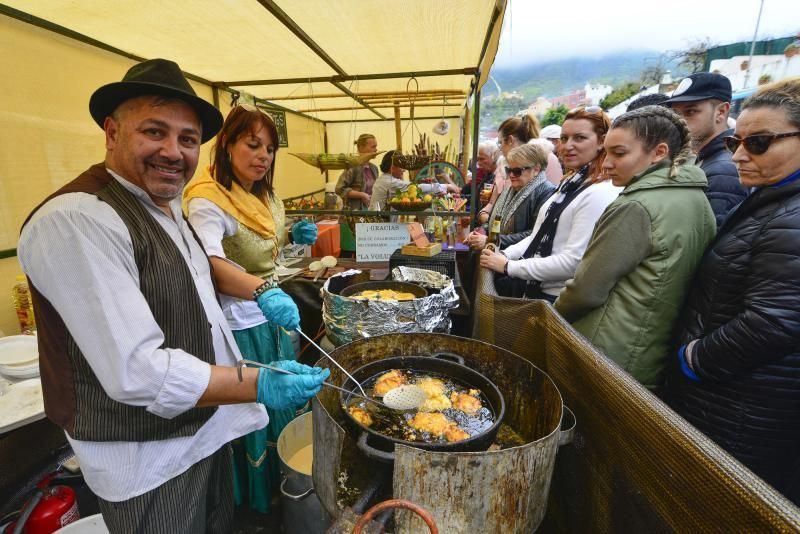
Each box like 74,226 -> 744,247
489,51 -> 679,99
479,51 -> 683,129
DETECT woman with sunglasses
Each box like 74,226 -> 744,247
466,143 -> 555,250
665,77 -> 800,504
474,112 -> 562,229
184,105 -> 318,513
555,105 -> 715,391
479,106 -> 621,301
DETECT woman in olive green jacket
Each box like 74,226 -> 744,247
555,106 -> 716,390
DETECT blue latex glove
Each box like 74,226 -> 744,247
678,345 -> 700,382
256,360 -> 330,410
292,220 -> 318,245
256,288 -> 300,330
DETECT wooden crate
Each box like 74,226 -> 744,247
400,242 -> 442,257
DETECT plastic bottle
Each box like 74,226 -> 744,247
12,275 -> 36,334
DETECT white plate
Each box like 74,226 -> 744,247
55,514 -> 108,533
0,378 -> 45,434
0,362 -> 40,379
0,335 -> 38,366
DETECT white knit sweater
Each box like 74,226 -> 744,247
503,180 -> 621,297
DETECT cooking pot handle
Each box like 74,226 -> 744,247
431,352 -> 465,365
354,499 -> 439,534
280,477 -> 314,501
559,405 -> 576,446
357,432 -> 396,462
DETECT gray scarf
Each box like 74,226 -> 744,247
491,170 -> 549,231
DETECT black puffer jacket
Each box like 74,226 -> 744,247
697,129 -> 749,227
665,173 -> 800,503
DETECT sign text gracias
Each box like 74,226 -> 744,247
355,223 -> 409,261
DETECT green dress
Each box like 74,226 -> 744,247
223,197 -> 297,513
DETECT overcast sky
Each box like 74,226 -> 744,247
493,0 -> 799,68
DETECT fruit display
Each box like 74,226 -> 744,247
284,196 -> 325,210
388,183 -> 432,211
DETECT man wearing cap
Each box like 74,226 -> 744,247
665,72 -> 748,226
17,59 -> 328,532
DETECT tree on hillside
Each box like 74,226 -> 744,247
541,105 -> 568,127
600,82 -> 641,110
641,61 -> 669,85
669,38 -> 715,74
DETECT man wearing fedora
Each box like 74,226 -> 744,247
665,72 -> 749,226
18,59 -> 328,532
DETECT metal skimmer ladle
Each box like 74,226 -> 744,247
294,328 -> 427,411
237,359 -> 389,409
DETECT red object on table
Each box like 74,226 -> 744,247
310,222 -> 341,258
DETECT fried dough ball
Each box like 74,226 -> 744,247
444,425 -> 470,443
419,393 -> 452,412
416,377 -> 446,398
373,369 -> 407,397
450,392 -> 482,415
394,292 -> 416,301
408,412 -> 451,435
348,406 -> 373,427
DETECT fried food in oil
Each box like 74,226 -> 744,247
450,392 -> 482,415
393,292 -> 416,301
419,393 -> 452,412
408,412 -> 451,435
348,406 -> 373,427
373,369 -> 407,397
444,425 -> 470,443
409,412 -> 470,443
416,377 -> 446,398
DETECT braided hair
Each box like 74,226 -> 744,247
610,105 -> 692,178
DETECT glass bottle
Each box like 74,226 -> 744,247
11,275 -> 36,334
486,217 -> 502,250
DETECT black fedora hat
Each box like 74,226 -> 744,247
89,58 -> 223,143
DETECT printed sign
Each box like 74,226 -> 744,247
355,223 -> 409,262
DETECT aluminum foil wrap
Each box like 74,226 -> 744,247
322,267 -> 459,346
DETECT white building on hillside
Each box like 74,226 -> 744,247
585,83 -> 613,106
709,54 -> 800,91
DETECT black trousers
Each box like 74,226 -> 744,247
97,445 -> 234,534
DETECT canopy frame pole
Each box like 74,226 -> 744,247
222,68 -> 478,87
469,78 -> 481,230
394,102 -> 403,151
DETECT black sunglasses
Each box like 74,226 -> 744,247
505,166 -> 532,177
723,132 -> 800,155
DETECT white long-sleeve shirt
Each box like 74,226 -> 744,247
503,180 -> 621,297
17,170 -> 267,502
187,197 -> 267,331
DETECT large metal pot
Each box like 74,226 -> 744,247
339,353 -> 505,461
277,412 -> 330,534
312,333 -> 575,533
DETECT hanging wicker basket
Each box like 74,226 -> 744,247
290,151 -> 383,171
393,153 -> 432,171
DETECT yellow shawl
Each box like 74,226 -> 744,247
183,166 -> 276,239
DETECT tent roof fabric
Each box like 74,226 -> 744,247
4,0 -> 506,122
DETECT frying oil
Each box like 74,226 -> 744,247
348,370 -> 494,444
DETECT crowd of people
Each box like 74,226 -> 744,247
15,55 -> 800,531
478,72 -> 800,504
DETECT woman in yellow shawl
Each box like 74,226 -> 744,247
184,105 -> 317,513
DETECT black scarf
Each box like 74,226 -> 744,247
494,165 -> 591,300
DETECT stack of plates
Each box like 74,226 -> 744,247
0,335 -> 40,379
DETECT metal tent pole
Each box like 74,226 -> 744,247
470,78 -> 481,230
